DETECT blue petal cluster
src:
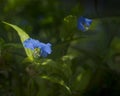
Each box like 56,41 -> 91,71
23,38 -> 52,57
77,16 -> 92,32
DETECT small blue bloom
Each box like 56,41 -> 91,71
23,38 -> 41,50
23,38 -> 52,57
77,16 -> 92,32
40,43 -> 52,57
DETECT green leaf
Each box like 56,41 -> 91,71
2,21 -> 33,60
72,69 -> 92,92
41,75 -> 71,94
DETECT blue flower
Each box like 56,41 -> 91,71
77,16 -> 92,32
23,38 -> 52,57
40,43 -> 52,57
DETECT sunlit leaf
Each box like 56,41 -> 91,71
3,21 -> 33,60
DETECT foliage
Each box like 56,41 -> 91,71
0,0 -> 120,96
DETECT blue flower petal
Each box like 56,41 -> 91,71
23,38 -> 52,57
40,43 -> 52,57
77,16 -> 92,31
43,43 -> 52,54
84,18 -> 92,26
23,39 -> 34,50
78,23 -> 86,31
41,50 -> 48,57
23,38 -> 41,50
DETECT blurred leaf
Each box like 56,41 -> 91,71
61,15 -> 77,40
64,15 -> 76,24
3,43 -> 22,49
111,37 -> 120,52
41,75 -> 71,94
3,21 -> 33,61
34,59 -> 72,94
61,55 -> 72,79
27,78 -> 37,96
0,38 -> 4,45
71,69 -> 92,93
37,58 -> 72,81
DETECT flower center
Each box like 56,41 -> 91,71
33,48 -> 41,58
83,23 -> 89,31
